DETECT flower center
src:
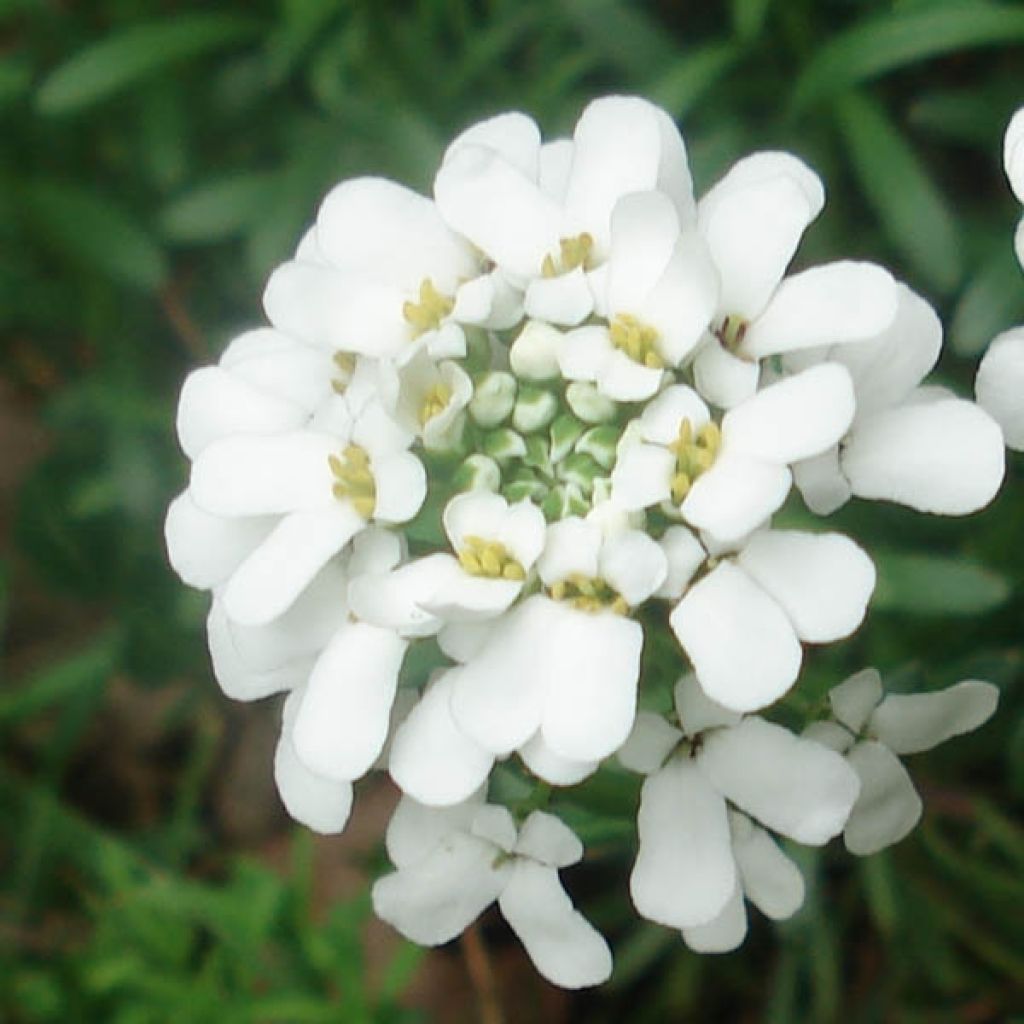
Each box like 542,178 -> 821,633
549,573 -> 629,615
458,536 -> 526,581
419,382 -> 452,426
717,314 -> 749,353
403,278 -> 454,337
331,351 -> 356,395
328,444 -> 376,519
609,313 -> 665,369
667,418 -> 721,503
541,233 -> 594,278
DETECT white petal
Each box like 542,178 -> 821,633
655,525 -> 707,600
742,261 -> 898,359
673,673 -> 742,738
164,491 -> 272,591
524,269 -> 594,326
541,610 -> 643,762
828,668 -> 883,734
537,517 -> 602,586
721,363 -> 855,465
698,717 -> 861,844
515,810 -> 584,867
802,720 -> 856,754
347,526 -> 403,577
190,431 -> 337,517
558,324 -> 613,383
434,144 -> 560,278
499,861 -> 613,989
843,740 -> 922,855
519,732 -> 597,787
610,442 -> 673,511
868,680 -> 999,755
438,620 -> 496,663
670,562 -> 802,712
509,320 -> 566,381
420,572 -> 522,623
445,111 -> 541,180
470,805 -> 518,852
639,384 -> 711,444
539,138 -> 573,201
222,505 -> 362,626
176,367 -> 307,460
292,622 -> 407,780
347,554 -> 451,636
792,446 -> 852,516
372,833 -> 508,945
699,160 -> 822,321
681,882 -> 748,954
616,711 -> 682,775
692,339 -> 760,411
842,396 -> 1005,515
735,530 -> 876,643
681,452 -> 792,544
385,792 -> 487,868
730,814 -> 805,920
369,450 -> 427,524
499,500 -> 548,570
1003,106 -> 1024,203
388,673 -> 494,806
220,328 -> 335,412
607,190 -> 680,314
597,349 -> 665,402
274,692 -> 353,834
975,327 -> 1024,451
630,759 -> 735,928
599,529 -> 668,606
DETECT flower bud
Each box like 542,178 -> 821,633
469,371 -> 516,428
509,320 -> 564,381
453,453 -> 501,493
482,427 -> 527,464
566,381 -> 617,424
513,385 -> 559,433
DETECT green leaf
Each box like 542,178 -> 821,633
835,91 -> 961,292
730,0 -> 773,42
951,241 -> 1024,356
647,41 -> 739,119
873,550 -> 1011,617
37,13 -> 261,115
23,180 -> 167,290
160,172 -> 277,243
793,3 -> 1024,110
557,0 -> 675,77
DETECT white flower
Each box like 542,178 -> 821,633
372,793 -> 613,989
620,675 -> 857,942
690,151 -> 899,408
264,177 -> 510,363
790,284 -> 1006,516
435,96 -> 696,326
669,529 -> 876,712
805,669 -> 999,856
976,326 -> 1024,453
611,364 -> 856,542
447,516 -> 667,763
1004,106 -> 1024,267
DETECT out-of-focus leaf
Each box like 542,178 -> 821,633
836,91 -> 961,292
909,88 -> 1010,148
951,241 -> 1024,356
730,0 -> 773,42
647,41 -> 739,119
873,550 -> 1011,616
23,180 -> 167,290
267,0 -> 344,81
793,3 -> 1024,110
36,13 -> 261,115
0,55 -> 30,110
160,173 -> 278,243
557,0 -> 675,77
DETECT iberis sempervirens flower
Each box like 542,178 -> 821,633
167,96 -> 1006,984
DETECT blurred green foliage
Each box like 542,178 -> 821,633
1,0 -> 1023,1021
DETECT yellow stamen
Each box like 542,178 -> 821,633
419,382 -> 452,426
609,313 -> 664,369
402,278 -> 454,337
667,419 -> 721,502
547,573 -> 630,615
327,443 -> 376,519
458,536 -> 526,580
331,351 -> 357,394
718,314 -> 749,353
541,232 -> 594,278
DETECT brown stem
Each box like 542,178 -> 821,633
460,922 -> 504,1024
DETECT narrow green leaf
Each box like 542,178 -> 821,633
557,0 -> 675,77
836,91 -> 962,292
793,3 -> 1024,110
24,180 -> 167,290
37,13 -> 261,115
647,42 -> 739,119
951,241 -> 1024,356
160,172 -> 277,243
730,0 -> 773,42
872,550 -> 1011,616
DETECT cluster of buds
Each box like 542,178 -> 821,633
166,96 -> 1009,987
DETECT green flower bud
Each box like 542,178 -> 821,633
513,385 -> 558,434
469,371 -> 516,428
542,482 -> 589,521
559,452 -> 604,495
566,381 -> 617,424
482,427 -> 527,464
453,453 -> 501,493
504,468 -> 548,503
575,424 -> 619,470
509,320 -> 564,381
523,435 -> 552,475
549,413 -> 586,464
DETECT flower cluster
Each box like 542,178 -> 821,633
167,96 -> 1006,986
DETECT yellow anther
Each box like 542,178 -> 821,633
327,443 -> 376,519
458,535 -> 526,581
331,351 -> 357,394
419,382 -> 452,426
667,419 -> 721,503
402,278 -> 454,337
547,573 -> 630,615
719,314 -> 749,352
609,313 -> 665,369
541,232 -> 594,278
